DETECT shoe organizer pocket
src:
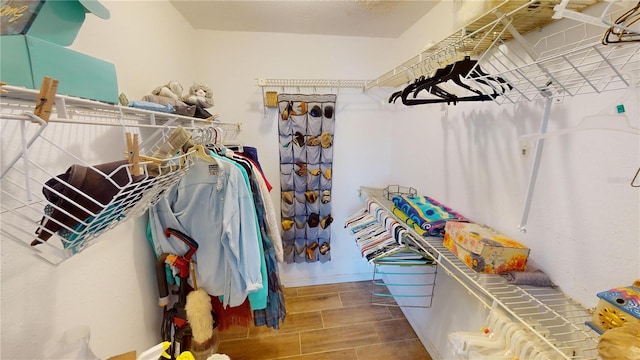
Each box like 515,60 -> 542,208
293,142 -> 306,163
294,237 -> 307,263
281,194 -> 294,217
282,227 -> 295,242
306,164 -> 320,189
320,214 -> 333,229
305,193 -> 320,214
306,143 -> 321,164
307,111 -> 322,136
295,215 -> 307,238
278,119 -> 292,135
318,240 -> 331,263
280,164 -> 294,191
321,145 -> 333,163
322,115 -> 335,135
306,224 -> 319,239
318,226 -> 330,241
320,200 -> 331,217
318,249 -> 331,263
279,134 -> 293,163
291,114 -> 307,134
294,191 -> 306,215
305,241 -> 319,263
293,171 -> 307,191
320,189 -> 331,204
284,242 -> 295,263
320,165 -> 332,189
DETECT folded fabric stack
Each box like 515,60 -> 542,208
345,200 -> 412,262
391,194 -> 467,237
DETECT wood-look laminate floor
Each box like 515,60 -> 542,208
217,280 -> 433,360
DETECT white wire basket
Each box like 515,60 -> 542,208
1,113 -> 195,265
383,185 -> 417,200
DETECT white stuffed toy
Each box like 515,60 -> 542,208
152,81 -> 184,102
183,83 -> 214,108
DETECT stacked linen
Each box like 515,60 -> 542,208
391,195 -> 467,237
345,200 -> 410,262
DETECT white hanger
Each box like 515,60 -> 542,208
191,144 -> 217,164
449,309 -> 515,353
520,72 -> 640,142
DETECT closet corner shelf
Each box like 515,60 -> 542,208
0,87 -> 241,265
256,79 -> 369,90
0,85 -> 216,128
359,186 -> 599,360
364,0 -> 601,91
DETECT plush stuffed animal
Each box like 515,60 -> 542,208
152,81 -> 184,102
183,83 -> 214,108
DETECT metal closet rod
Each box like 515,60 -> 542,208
1,114 -> 241,131
1,84 -> 241,130
1,84 -> 214,124
256,78 -> 369,89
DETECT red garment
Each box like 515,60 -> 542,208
211,296 -> 253,331
234,152 -> 273,192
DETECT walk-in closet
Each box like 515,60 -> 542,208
1,1 -> 638,359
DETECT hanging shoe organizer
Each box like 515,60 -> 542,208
345,196 -> 438,309
278,93 -> 336,264
0,82 -> 241,265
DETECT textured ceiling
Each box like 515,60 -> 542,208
169,1 -> 440,38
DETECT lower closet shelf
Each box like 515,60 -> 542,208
358,186 -> 599,360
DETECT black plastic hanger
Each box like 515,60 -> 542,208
389,76 -> 426,103
413,57 -> 482,98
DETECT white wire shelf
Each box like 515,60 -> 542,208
0,122 -> 196,264
0,87 -> 243,264
473,21 -> 640,104
359,187 -> 599,360
256,78 -> 368,90
1,85 -> 207,126
364,0 -> 600,90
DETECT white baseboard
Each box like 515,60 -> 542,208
281,272 -> 374,288
405,313 -> 441,359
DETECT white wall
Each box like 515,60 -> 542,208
69,0 -> 199,100
2,1 -> 638,359
1,1 -> 199,359
189,28 -> 406,286
379,3 -> 640,357
1,1 -> 402,359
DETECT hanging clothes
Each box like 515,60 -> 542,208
207,148 -> 268,311
148,155 -> 266,309
233,151 -> 283,262
149,144 -> 286,329
215,146 -> 286,328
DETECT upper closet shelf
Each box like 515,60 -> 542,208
257,1 -> 639,106
364,0 -> 601,90
1,84 -> 239,131
256,79 -> 368,90
0,85 -> 241,265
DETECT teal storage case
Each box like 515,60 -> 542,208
0,35 -> 119,104
1,0 -> 117,103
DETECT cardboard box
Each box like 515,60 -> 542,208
443,221 -> 529,274
0,35 -> 118,103
1,0 -> 110,45
586,281 -> 640,334
0,0 -> 118,103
